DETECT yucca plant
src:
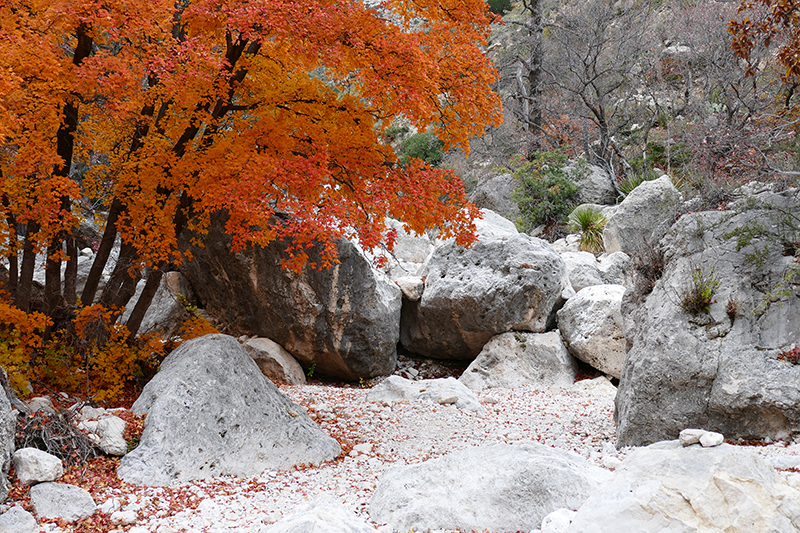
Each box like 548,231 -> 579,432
568,205 -> 607,253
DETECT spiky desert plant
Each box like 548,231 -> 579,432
568,205 -> 607,253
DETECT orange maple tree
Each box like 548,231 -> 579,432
0,0 -> 501,356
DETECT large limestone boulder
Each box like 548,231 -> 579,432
565,160 -> 617,205
616,189 -> 800,447
118,334 -> 341,485
0,373 -> 14,503
180,213 -> 401,381
401,230 -> 570,360
468,173 -> 520,221
603,176 -> 681,256
29,482 -> 96,522
557,285 -> 627,379
459,331 -> 578,391
373,217 -> 436,280
570,440 -> 800,532
369,442 -> 611,532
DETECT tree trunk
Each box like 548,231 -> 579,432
81,198 -> 124,306
99,241 -> 141,311
17,224 -> 38,313
2,196 -> 18,302
124,268 -> 163,342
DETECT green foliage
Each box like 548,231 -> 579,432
510,151 -> 580,232
306,362 -> 317,378
618,168 -> 660,197
488,0 -> 512,15
398,132 -> 445,167
680,267 -> 720,316
568,205 -> 607,253
385,125 -> 410,141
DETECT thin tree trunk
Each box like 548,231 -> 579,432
17,223 -> 38,313
99,241 -> 141,311
2,195 -> 18,302
81,198 -> 124,305
124,268 -> 163,342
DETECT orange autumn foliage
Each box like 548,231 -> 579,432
0,0 -> 501,395
0,0 -> 500,272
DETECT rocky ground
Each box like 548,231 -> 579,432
8,357 -> 800,533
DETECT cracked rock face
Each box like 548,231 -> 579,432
615,190 -> 800,447
118,334 -> 341,486
400,232 -> 570,361
180,212 -> 401,381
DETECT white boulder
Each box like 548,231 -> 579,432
557,284 -> 627,379
243,337 -> 306,385
459,331 -> 578,391
370,442 -> 611,532
569,441 -> 800,532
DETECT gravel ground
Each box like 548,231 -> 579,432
70,366 -> 800,533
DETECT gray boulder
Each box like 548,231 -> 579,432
616,189 -> 800,446
265,495 -> 377,532
557,285 -> 627,379
565,160 -> 617,206
243,337 -> 307,385
13,448 -> 63,486
401,232 -> 570,360
459,331 -> 578,391
597,251 -> 633,288
0,372 -> 14,502
180,212 -> 401,381
366,376 -> 486,416
603,176 -> 681,256
122,271 -> 194,338
561,252 -> 604,293
0,506 -> 39,533
29,482 -> 96,522
374,218 -> 436,280
369,442 -> 611,532
569,441 -> 800,532
117,334 -> 340,486
468,173 -> 520,221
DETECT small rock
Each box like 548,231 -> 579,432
395,276 -> 425,301
110,509 -> 138,525
0,506 -> 39,533
541,508 -> 577,533
100,498 -> 123,514
351,443 -> 373,456
437,396 -> 458,405
26,397 -> 55,415
81,406 -> 106,420
29,482 -> 96,522
97,416 -> 127,456
678,428 -> 705,446
13,448 -> 64,486
699,431 -> 724,447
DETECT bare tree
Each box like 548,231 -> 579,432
543,0 -> 658,177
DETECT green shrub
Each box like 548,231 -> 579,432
488,0 -> 512,15
680,267 -> 720,316
398,132 -> 445,167
511,151 -> 580,233
568,205 -> 607,253
618,168 -> 659,197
